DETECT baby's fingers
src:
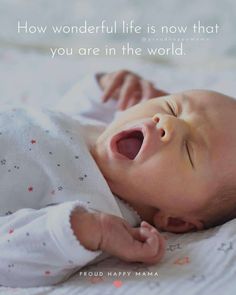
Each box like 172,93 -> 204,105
125,92 -> 140,109
140,80 -> 156,100
118,76 -> 140,110
140,227 -> 159,254
124,228 -> 157,261
101,71 -> 124,102
131,227 -> 166,265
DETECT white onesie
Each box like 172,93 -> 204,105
0,75 -> 141,287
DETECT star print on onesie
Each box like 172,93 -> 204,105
0,104 -> 127,288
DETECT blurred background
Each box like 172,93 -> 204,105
0,0 -> 235,107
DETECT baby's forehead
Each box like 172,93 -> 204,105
174,90 -> 236,114
175,89 -> 223,104
173,89 -> 236,144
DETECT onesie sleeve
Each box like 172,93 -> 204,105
0,201 -> 102,288
55,74 -> 121,124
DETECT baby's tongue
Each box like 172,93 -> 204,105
117,137 -> 142,160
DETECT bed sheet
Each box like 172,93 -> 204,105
0,49 -> 236,295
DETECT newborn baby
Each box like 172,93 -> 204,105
1,70 -> 236,288
94,71 -> 236,232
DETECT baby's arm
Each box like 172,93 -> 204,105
0,201 -> 102,288
0,202 -> 165,288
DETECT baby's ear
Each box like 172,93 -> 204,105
152,211 -> 204,233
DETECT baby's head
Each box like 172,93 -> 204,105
91,89 -> 236,233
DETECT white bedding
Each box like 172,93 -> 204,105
0,47 -> 236,294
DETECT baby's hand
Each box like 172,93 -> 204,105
71,209 -> 166,265
97,70 -> 168,111
99,214 -> 166,264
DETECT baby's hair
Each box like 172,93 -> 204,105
201,183 -> 236,229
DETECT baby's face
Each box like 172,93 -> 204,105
91,90 -> 236,228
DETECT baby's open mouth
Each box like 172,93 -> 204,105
116,130 -> 144,160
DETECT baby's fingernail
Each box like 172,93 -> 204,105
141,221 -> 150,228
140,227 -> 150,236
141,221 -> 154,231
150,227 -> 158,234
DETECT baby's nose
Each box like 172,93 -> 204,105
152,114 -> 167,140
152,114 -> 160,124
